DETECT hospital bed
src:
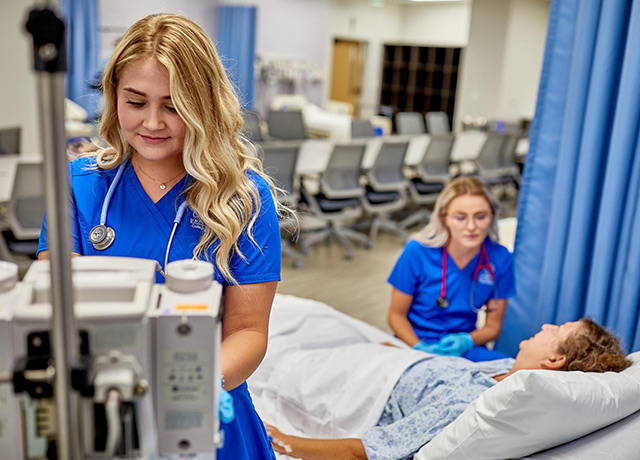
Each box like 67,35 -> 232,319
248,294 -> 640,460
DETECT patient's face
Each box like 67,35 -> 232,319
516,321 -> 584,369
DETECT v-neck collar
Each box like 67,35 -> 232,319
125,160 -> 191,223
445,246 -> 482,272
126,160 -> 189,205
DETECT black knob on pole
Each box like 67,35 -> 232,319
25,8 -> 67,73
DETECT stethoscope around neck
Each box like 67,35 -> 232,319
89,160 -> 189,275
436,242 -> 499,313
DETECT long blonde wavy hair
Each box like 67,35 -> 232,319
412,176 -> 500,247
97,13 -> 277,283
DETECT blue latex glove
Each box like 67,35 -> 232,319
413,340 -> 442,354
435,333 -> 474,357
220,379 -> 235,423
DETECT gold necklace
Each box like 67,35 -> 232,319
134,160 -> 185,190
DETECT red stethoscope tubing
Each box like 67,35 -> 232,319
440,242 -> 497,311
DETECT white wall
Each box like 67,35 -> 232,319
454,0 -> 548,129
500,0 -> 548,122
455,0 -> 510,127
400,2 -> 471,47
251,0 -> 331,113
0,0 -> 42,155
98,0 -> 218,63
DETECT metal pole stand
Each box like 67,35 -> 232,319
25,6 -> 82,460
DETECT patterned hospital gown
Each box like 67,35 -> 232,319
361,356 -> 514,460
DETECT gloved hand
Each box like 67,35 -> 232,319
434,333 -> 474,357
220,379 -> 235,423
413,340 -> 442,354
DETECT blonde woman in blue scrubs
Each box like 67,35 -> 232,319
38,14 -> 280,459
387,177 -> 515,361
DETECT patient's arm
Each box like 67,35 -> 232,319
266,425 -> 367,460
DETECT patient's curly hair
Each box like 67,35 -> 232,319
558,318 -> 632,373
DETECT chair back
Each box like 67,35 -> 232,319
321,142 -> 366,198
242,111 -> 263,142
425,112 -> 450,134
369,140 -> 409,190
0,127 -> 21,155
500,132 -> 520,168
267,110 -> 307,140
476,132 -> 507,171
260,142 -> 299,206
419,134 -> 453,182
396,112 -> 426,135
8,161 -> 45,239
351,119 -> 375,138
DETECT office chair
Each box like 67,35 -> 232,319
299,141 -> 370,259
0,127 -> 21,155
400,134 -> 454,230
395,112 -> 426,135
241,111 -> 264,142
473,132 -> 509,183
359,139 -> 409,247
351,119 -> 375,138
470,132 -> 521,200
499,132 -> 522,186
0,160 -> 44,272
425,112 -> 451,134
259,141 -> 305,268
267,110 -> 307,140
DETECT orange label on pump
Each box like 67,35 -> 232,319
175,304 -> 210,311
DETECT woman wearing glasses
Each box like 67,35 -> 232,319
387,177 -> 515,361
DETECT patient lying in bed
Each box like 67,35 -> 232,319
255,297 -> 631,460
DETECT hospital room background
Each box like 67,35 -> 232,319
2,0 -> 640,457
1,0 -> 640,454
3,0 -> 640,353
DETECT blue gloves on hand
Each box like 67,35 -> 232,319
436,333 -> 474,356
413,333 -> 474,357
220,379 -> 235,423
413,340 -> 442,354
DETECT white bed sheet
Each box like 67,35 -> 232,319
250,294 -> 640,460
249,294 -> 426,442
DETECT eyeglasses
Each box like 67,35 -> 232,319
445,213 -> 492,226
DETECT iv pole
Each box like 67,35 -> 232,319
25,3 -> 82,459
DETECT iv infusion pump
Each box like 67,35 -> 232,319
0,256 -> 223,460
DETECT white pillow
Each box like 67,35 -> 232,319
414,351 -> 640,460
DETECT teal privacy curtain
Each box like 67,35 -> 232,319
217,6 -> 257,109
496,0 -> 640,355
61,0 -> 101,120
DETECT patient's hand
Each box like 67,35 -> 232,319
265,424 -> 294,455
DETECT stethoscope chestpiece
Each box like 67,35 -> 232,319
89,224 -> 115,251
437,296 -> 449,308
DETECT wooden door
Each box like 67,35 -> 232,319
330,39 -> 364,117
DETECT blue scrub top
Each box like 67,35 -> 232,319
38,157 -> 281,285
388,238 -> 516,343
38,157 -> 279,460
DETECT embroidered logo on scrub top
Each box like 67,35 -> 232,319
478,269 -> 494,285
190,215 -> 205,231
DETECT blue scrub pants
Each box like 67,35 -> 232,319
464,346 -> 511,362
218,382 -> 276,460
